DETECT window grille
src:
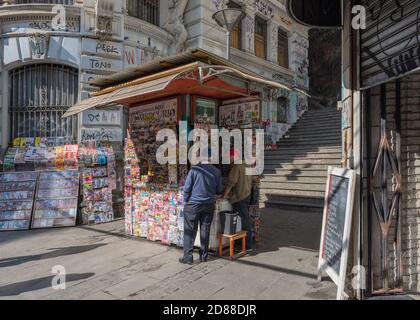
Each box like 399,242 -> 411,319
9,64 -> 79,141
127,0 -> 160,26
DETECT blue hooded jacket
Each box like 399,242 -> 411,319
183,164 -> 223,204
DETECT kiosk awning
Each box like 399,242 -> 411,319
63,66 -> 194,118
63,49 -> 301,118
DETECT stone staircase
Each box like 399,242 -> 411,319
261,107 -> 342,211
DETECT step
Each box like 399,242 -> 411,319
260,182 -> 326,192
294,119 -> 341,126
289,128 -> 342,135
281,133 -> 342,139
261,175 -> 327,184
289,121 -> 341,132
287,134 -> 341,140
279,138 -> 342,144
260,188 -> 325,198
263,167 -> 331,175
307,111 -> 341,117
301,111 -> 341,119
283,133 -> 342,141
261,195 -> 325,210
264,158 -> 341,165
300,112 -> 341,118
265,163 -> 332,170
278,141 -> 342,148
281,135 -> 342,142
264,153 -> 342,160
266,147 -> 342,155
260,193 -> 325,203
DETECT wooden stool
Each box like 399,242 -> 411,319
218,231 -> 247,260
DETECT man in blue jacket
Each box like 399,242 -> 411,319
180,153 -> 223,265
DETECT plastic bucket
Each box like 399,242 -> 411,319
220,211 -> 241,235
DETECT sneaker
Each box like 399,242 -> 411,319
179,257 -> 193,265
245,249 -> 255,256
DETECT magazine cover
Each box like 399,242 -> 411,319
35,198 -> 78,210
37,188 -> 78,199
0,191 -> 34,201
0,201 -> 33,211
0,181 -> 36,192
0,220 -> 30,231
33,208 -> 77,220
0,211 -> 32,221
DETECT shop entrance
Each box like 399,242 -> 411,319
363,72 -> 420,295
9,64 -> 79,142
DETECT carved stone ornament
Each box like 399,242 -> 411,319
29,33 -> 50,59
96,15 -> 113,41
95,0 -> 114,41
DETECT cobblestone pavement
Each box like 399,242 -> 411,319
0,208 -> 337,300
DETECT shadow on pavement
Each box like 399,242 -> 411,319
234,259 -> 319,280
0,244 -> 107,268
0,273 -> 95,297
254,207 -> 323,255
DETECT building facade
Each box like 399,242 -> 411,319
0,0 -> 309,155
0,0 -> 173,154
180,0 -> 309,145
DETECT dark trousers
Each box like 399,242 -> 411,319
183,203 -> 215,262
233,196 -> 252,250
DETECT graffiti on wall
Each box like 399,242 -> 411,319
361,0 -> 420,88
291,33 -> 309,90
81,128 -> 123,143
296,95 -> 308,118
28,20 -> 79,32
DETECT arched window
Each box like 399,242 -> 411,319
9,64 -> 79,141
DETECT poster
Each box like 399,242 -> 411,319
194,98 -> 216,124
129,98 -> 178,126
82,110 -> 121,126
219,100 -> 260,127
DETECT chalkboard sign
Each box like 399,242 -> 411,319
318,167 -> 356,300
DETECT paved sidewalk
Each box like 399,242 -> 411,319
0,208 -> 336,300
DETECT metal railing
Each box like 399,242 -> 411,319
127,0 -> 159,26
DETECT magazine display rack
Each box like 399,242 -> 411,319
0,172 -> 38,231
32,170 -> 79,229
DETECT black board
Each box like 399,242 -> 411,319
322,174 -> 350,275
318,167 -> 356,300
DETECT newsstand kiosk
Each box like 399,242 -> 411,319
63,49 -> 292,250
